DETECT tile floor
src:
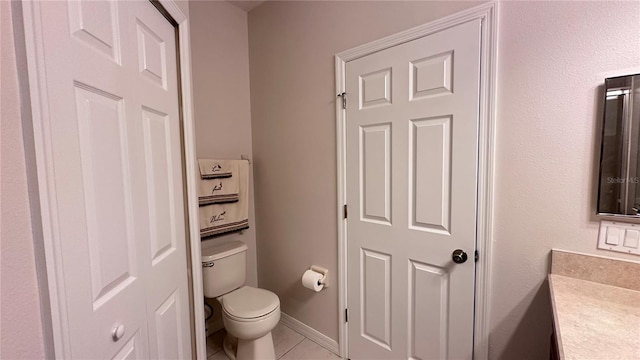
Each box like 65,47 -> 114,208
206,322 -> 341,360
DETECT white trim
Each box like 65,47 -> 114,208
334,55 -> 348,358
21,1 -> 206,359
158,3 -> 208,360
279,313 -> 340,357
473,4 -> 498,360
22,2 -> 70,356
158,0 -> 186,23
334,3 -> 497,359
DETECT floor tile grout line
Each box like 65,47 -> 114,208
208,348 -> 222,360
206,331 -> 225,360
277,335 -> 307,359
207,322 -> 342,360
278,323 -> 340,358
274,322 -> 306,359
302,336 -> 341,357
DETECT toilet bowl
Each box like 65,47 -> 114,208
202,241 -> 280,360
219,286 -> 280,360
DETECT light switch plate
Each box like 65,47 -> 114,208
624,229 -> 640,248
605,227 -> 620,245
598,221 -> 640,256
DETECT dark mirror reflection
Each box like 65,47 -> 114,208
598,74 -> 640,216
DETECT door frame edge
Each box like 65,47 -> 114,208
22,1 -> 69,357
21,0 -> 206,358
334,3 -> 498,359
156,2 -> 208,359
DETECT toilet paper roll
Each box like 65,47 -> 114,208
302,269 -> 324,292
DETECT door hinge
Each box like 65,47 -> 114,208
343,204 -> 348,219
338,92 -> 347,109
345,308 -> 349,322
475,250 -> 479,262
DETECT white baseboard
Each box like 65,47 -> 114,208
279,312 -> 340,356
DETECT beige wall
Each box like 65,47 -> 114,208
248,0 -> 483,343
190,0 -> 256,286
248,0 -> 640,357
490,1 -> 640,358
189,0 -> 256,331
1,1 -> 48,358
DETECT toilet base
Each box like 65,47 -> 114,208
223,334 -> 238,360
223,332 -> 276,360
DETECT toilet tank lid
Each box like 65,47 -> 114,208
201,240 -> 248,262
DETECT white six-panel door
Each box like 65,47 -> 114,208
35,0 -> 191,358
346,19 -> 481,359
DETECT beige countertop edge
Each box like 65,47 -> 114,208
547,275 -> 566,360
548,274 -> 640,360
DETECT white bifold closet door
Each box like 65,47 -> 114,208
34,0 -> 191,358
346,19 -> 481,359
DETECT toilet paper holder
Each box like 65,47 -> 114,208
310,265 -> 329,288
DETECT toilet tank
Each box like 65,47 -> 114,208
201,240 -> 248,298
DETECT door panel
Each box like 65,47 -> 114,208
346,20 -> 481,359
141,107 -> 175,264
361,123 -> 392,224
74,84 -> 136,308
38,0 -> 191,358
111,332 -> 145,360
409,116 -> 451,234
409,51 -> 453,99
153,291 -> 185,360
68,0 -> 121,62
360,248 -> 392,350
360,68 -> 392,109
136,20 -> 168,88
408,260 -> 449,359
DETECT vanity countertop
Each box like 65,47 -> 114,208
548,273 -> 640,360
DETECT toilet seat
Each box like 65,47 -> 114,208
219,286 -> 280,320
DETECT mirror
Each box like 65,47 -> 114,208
598,74 -> 640,216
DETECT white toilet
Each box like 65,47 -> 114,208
201,240 -> 280,360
